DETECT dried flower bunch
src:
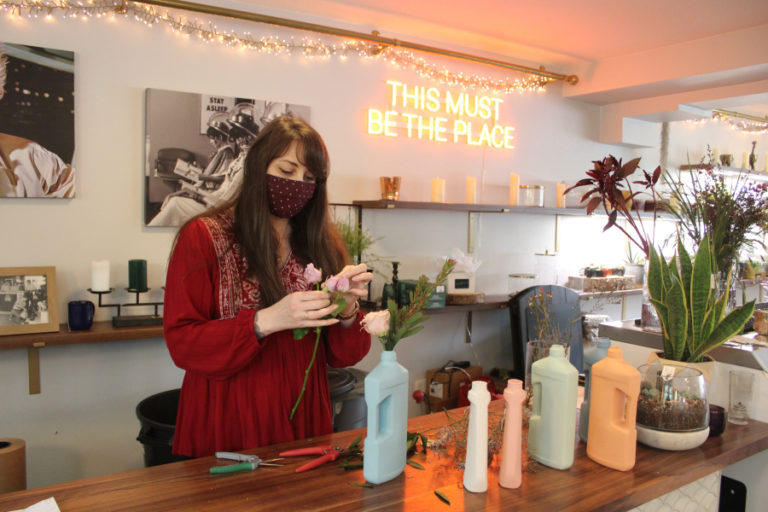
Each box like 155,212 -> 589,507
565,155 -> 662,258
426,409 -> 504,470
361,259 -> 455,351
526,290 -> 579,349
665,149 -> 768,273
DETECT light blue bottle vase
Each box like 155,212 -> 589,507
363,350 -> 408,484
579,337 -> 612,443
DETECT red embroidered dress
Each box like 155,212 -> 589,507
164,210 -> 371,457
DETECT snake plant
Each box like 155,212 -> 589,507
646,233 -> 755,363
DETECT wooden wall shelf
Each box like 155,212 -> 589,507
1,322 -> 164,395
677,164 -> 768,182
0,321 -> 163,351
351,199 -> 675,219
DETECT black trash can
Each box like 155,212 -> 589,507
136,388 -> 188,467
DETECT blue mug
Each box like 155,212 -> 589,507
68,300 -> 95,331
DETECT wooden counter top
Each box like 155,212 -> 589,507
1,400 -> 767,511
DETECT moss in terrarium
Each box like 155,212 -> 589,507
641,387 -> 660,400
636,391 -> 708,431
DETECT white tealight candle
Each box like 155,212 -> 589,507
431,178 -> 446,202
509,172 -> 519,206
91,260 -> 110,292
556,183 -> 566,208
466,177 -> 477,204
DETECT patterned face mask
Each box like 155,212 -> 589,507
265,174 -> 316,218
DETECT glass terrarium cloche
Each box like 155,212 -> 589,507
635,361 -> 710,450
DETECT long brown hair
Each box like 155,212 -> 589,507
176,115 -> 348,306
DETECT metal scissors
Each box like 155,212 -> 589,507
209,451 -> 283,474
278,445 -> 343,473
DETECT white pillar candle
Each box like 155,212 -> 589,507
509,172 -> 519,206
742,152 -> 748,169
712,148 -> 719,165
556,182 -> 566,208
431,178 -> 445,202
466,176 -> 477,204
91,260 -> 111,292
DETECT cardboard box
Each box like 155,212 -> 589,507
426,365 -> 482,412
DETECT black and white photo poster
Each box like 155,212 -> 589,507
144,88 -> 310,227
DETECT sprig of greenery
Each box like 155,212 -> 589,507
334,220 -> 387,277
379,259 -> 455,350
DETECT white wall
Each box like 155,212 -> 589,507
1,10 -> 766,491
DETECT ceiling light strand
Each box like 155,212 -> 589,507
713,109 -> 768,135
0,0 -> 577,94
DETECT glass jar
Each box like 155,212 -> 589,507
519,185 -> 544,207
636,362 -> 708,432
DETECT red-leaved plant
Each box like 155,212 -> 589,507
565,155 -> 662,259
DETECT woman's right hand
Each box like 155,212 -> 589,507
254,290 -> 341,338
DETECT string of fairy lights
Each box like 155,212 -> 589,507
712,111 -> 768,135
0,0 -> 552,94
686,114 -> 768,135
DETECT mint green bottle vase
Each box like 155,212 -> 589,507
363,350 -> 409,484
528,344 -> 578,470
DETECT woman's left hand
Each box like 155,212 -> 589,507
330,263 -> 372,317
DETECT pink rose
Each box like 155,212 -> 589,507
325,275 -> 350,292
304,263 -> 322,284
361,310 -> 390,337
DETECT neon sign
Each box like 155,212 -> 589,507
367,80 -> 515,149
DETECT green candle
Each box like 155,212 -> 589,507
128,259 -> 148,292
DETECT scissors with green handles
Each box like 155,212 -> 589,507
209,451 -> 283,474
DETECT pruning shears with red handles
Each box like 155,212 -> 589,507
278,445 -> 343,473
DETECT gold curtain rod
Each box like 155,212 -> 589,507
136,0 -> 578,85
713,108 -> 768,123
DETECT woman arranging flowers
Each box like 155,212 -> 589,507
163,116 -> 371,458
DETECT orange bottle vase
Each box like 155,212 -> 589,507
586,346 -> 641,471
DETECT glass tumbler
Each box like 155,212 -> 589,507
728,370 -> 755,425
380,177 -> 401,200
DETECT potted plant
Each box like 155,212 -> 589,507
646,233 -> 755,379
624,243 -> 646,287
636,361 -> 710,450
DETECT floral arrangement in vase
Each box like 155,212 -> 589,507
665,147 -> 768,279
359,258 -> 454,485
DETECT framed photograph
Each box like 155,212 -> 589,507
0,43 -> 76,198
144,88 -> 310,226
0,266 -> 59,336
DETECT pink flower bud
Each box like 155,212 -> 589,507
304,263 -> 322,284
361,310 -> 390,337
325,275 -> 350,292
